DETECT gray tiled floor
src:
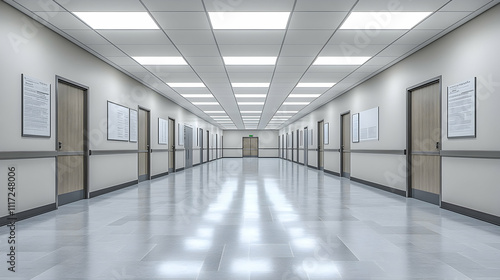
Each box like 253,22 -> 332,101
1,158 -> 500,279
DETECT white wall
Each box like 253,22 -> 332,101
281,5 -> 500,217
223,130 -> 279,158
0,2 -> 222,218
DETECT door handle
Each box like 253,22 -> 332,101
436,142 -> 440,150
58,141 -> 62,150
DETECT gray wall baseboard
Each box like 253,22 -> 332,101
351,177 -> 406,197
441,201 -> 500,226
89,180 -> 138,198
0,203 -> 57,227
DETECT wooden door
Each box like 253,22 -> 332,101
57,80 -> 87,205
342,113 -> 351,178
184,126 -> 193,168
318,120 -> 324,170
138,108 -> 150,182
250,137 -> 258,157
242,137 -> 251,157
168,118 -> 175,172
410,82 -> 441,205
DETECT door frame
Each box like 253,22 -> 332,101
199,128 -> 204,163
138,106 -> 151,182
406,76 -> 442,204
340,111 -> 351,178
317,120 -> 324,170
304,127 -> 309,166
55,76 -> 89,207
206,130 -> 210,161
168,117 -> 176,173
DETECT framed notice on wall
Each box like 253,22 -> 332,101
352,113 -> 359,143
107,101 -> 130,141
359,107 -> 379,141
447,78 -> 476,138
129,109 -> 138,143
22,74 -> 51,137
309,129 -> 314,146
158,118 -> 168,145
300,130 -> 303,146
324,123 -> 329,145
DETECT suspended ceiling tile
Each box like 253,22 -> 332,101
307,65 -> 359,73
294,0 -> 357,11
329,30 -> 407,46
203,0 -> 295,12
165,30 -> 215,44
146,65 -> 194,74
152,12 -> 211,29
218,44 -> 282,56
288,12 -> 347,29
290,88 -> 329,94
274,65 -> 310,73
176,44 -> 220,57
415,12 -> 471,29
320,43 -> 387,56
284,30 -> 334,45
280,44 -> 324,57
377,44 -> 419,57
58,0 -> 146,11
364,56 -> 398,66
394,29 -> 443,44
33,12 -> 89,29
225,66 -> 275,73
98,30 -> 172,45
213,30 -> 286,45
117,44 -> 179,56
300,71 -> 347,81
142,0 -> 205,11
185,56 -> 224,66
62,29 -> 109,44
440,0 -> 494,12
353,0 -> 449,12
233,88 -> 270,94
87,44 -> 126,56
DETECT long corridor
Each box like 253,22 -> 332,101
1,158 -> 500,279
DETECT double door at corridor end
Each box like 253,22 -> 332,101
242,137 -> 258,157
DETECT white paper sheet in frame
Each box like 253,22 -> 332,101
129,109 -> 138,142
178,123 -> 184,146
107,101 -> 130,141
359,107 -> 379,141
158,118 -> 168,145
352,113 -> 359,143
22,75 -> 51,137
324,123 -> 329,145
447,78 -> 476,138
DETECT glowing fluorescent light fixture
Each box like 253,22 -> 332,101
232,83 -> 270,88
235,94 -> 267,98
209,12 -> 290,29
314,56 -> 371,65
276,111 -> 298,114
241,111 -> 262,113
224,57 -> 276,65
205,111 -> 225,113
238,102 -> 265,105
297,83 -> 335,88
340,12 -> 432,30
133,56 -> 187,65
73,12 -> 159,30
168,83 -> 205,88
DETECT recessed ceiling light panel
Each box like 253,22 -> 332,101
168,83 -> 206,88
232,83 -> 270,88
209,12 -> 290,29
296,83 -> 335,88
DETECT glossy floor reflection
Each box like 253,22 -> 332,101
1,158 -> 500,279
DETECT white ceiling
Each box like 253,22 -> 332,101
5,0 -> 499,130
